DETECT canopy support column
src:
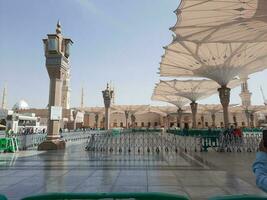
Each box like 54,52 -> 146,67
218,86 -> 230,128
245,109 -> 250,128
125,111 -> 129,129
250,113 -> 255,128
190,102 -> 198,129
131,114 -> 136,128
201,115 -> 204,129
233,115 -> 237,126
177,108 -> 183,128
166,114 -> 170,129
211,113 -> 216,128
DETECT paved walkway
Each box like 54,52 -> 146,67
0,141 -> 265,200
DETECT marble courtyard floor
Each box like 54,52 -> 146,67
0,141 -> 265,200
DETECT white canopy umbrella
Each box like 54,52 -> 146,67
151,94 -> 190,128
135,106 -> 167,117
153,79 -> 240,128
154,79 -> 221,102
159,38 -> 267,127
160,40 -> 267,86
171,0 -> 267,43
242,105 -> 266,128
112,105 -> 149,128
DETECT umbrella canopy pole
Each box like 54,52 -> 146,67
190,102 -> 198,129
250,113 -> 255,128
211,113 -> 216,128
167,114 -> 170,129
218,86 -> 231,128
125,111 -> 129,129
177,108 -> 183,128
201,115 -> 204,129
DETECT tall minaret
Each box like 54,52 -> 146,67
112,85 -> 115,105
102,83 -> 114,130
81,87 -> 84,109
239,74 -> 252,107
38,21 -> 73,150
109,81 -> 115,105
61,68 -> 71,109
1,84 -> 7,109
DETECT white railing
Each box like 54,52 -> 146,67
15,130 -> 107,150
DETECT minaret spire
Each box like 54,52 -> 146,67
56,20 -> 62,34
1,83 -> 7,110
112,85 -> 115,105
81,86 -> 84,109
239,74 -> 252,107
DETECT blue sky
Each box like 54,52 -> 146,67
0,0 -> 267,109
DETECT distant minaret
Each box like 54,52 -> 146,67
109,81 -> 115,105
239,74 -> 252,107
1,84 -> 7,109
81,87 -> 84,109
112,86 -> 115,105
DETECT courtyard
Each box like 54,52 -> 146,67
0,139 -> 264,200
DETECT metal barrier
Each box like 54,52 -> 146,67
86,131 -> 202,154
86,131 -> 261,154
218,133 -> 261,152
1,129 -> 261,153
17,134 -> 47,150
13,131 -> 105,150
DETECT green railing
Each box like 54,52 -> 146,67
0,194 -> 7,200
21,193 -> 189,200
242,128 -> 262,132
0,138 -> 19,153
111,128 -> 162,135
209,195 -> 267,200
167,129 -> 221,137
0,192 -> 265,200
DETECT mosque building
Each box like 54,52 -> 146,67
0,74 -> 267,131
0,22 -> 266,132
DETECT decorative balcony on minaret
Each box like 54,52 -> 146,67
38,22 -> 73,150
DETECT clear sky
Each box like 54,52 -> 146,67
0,0 -> 266,109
